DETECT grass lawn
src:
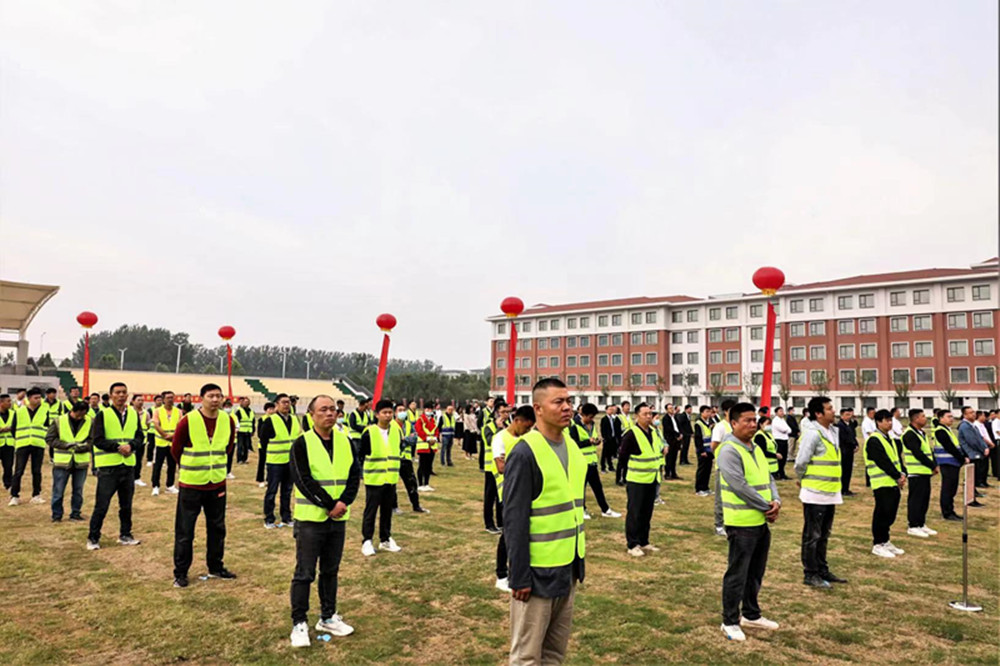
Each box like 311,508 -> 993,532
0,446 -> 997,664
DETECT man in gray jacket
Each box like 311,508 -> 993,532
957,406 -> 988,507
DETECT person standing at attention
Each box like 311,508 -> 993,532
9,387 -> 48,506
358,400 -> 403,557
260,393 -> 301,529
901,408 -> 939,539
46,401 -> 92,522
504,379 -> 585,665
933,410 -> 967,519
622,403 -> 660,557
489,405 -> 537,593
718,402 -> 781,642
770,407 -> 791,480
569,403 -> 621,520
414,403 -> 439,491
794,396 -> 846,588
438,403 -> 457,468
481,400 -> 509,534
599,404 -> 619,477
289,395 -> 360,647
711,400 -> 736,537
694,406 -> 714,497
151,391 -> 181,497
171,383 -> 236,588
864,410 -> 906,559
234,397 -> 255,466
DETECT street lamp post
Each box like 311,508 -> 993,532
280,347 -> 289,379
118,348 -> 128,371
174,342 -> 184,374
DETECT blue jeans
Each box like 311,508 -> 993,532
51,466 -> 88,519
439,435 -> 454,465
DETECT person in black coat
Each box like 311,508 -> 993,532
599,405 -> 620,474
662,405 -> 683,479
835,408 -> 859,496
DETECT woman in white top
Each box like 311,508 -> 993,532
461,406 -> 479,459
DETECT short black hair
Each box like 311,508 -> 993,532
621,400 -> 631,408
533,377 -> 566,393
728,402 -> 756,423
274,393 -> 289,402
45,388 -> 56,395
0,394 -> 8,400
70,401 -> 88,414
512,405 -> 536,422
908,408 -> 924,421
635,402 -> 650,413
806,396 -> 830,419
200,383 -> 222,397
866,407 -> 875,414
358,397 -> 371,406
163,390 -> 174,397
699,405 -> 711,415
757,416 -> 771,428
874,409 -> 892,423
684,404 -> 692,410
103,390 -> 115,399
720,399 -> 736,414
263,402 -> 275,411
90,393 -> 100,399
26,388 -> 42,398
375,399 -> 394,413
581,404 -> 599,417
493,399 -> 507,409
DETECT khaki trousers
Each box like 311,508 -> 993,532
509,583 -> 575,665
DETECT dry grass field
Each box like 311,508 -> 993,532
1,443 -> 997,665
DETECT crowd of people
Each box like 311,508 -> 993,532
1,379 -> 997,661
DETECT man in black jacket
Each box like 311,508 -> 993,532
865,409 -> 906,558
835,409 -> 859,496
599,405 -> 619,474
662,404 -> 683,480
676,405 -> 694,465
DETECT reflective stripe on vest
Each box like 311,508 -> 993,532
626,426 -> 660,484
237,407 -> 255,433
348,410 -> 370,440
155,406 -> 182,448
494,430 -> 520,503
363,424 -> 401,486
0,410 -> 14,447
719,440 -> 773,527
178,410 -> 230,485
801,431 -> 841,495
902,427 -> 934,475
523,430 -> 586,567
267,413 -> 301,465
863,431 -> 901,490
94,408 -> 138,468
482,421 -> 499,473
696,420 -> 712,448
14,406 -> 47,449
573,423 -> 599,466
754,431 -> 779,474
293,428 -> 353,522
439,413 -> 455,436
933,426 -> 962,467
52,414 -> 92,469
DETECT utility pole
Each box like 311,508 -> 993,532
118,348 -> 128,371
174,342 -> 184,374
281,347 -> 290,379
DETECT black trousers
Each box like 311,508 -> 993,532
393,458 -> 422,511
584,465 -> 609,513
496,530 -> 508,579
695,452 -> 713,492
991,444 -> 1000,479
12,447 -> 44,498
722,524 -> 770,626
291,520 -> 346,624
416,452 -> 435,486
679,434 -> 692,465
872,486 -> 900,544
237,433 -> 252,463
974,458 -> 988,486
907,475 -> 931,528
801,504 -> 835,577
664,439 -> 680,478
173,486 -> 227,577
625,481 -> 656,549
264,463 -> 293,524
362,484 -> 394,543
840,445 -> 855,492
145,434 -> 156,463
483,472 -> 501,530
88,465 -> 135,542
256,441 -> 267,483
152,446 -> 176,489
616,452 -> 630,485
0,445 -> 13,489
774,440 -> 789,479
600,441 -> 616,472
939,464 -> 960,517
226,447 -> 234,474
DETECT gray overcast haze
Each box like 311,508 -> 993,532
1,1 -> 997,369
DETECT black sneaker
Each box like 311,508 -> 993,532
841,490 -> 855,497
413,507 -> 430,514
822,572 -> 848,584
174,576 -> 189,588
944,514 -> 963,521
69,514 -> 85,522
207,568 -> 237,580
969,501 -> 985,507
51,516 -> 62,522
803,575 -> 832,589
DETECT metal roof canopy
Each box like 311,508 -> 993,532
0,280 -> 59,338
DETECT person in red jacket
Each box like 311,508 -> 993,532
414,405 -> 439,491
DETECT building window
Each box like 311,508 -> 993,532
946,287 -> 965,303
974,339 -> 995,356
837,295 -> 854,310
750,326 -> 763,341
725,350 -> 740,364
913,315 -> 932,331
859,318 -> 876,334
646,312 -> 657,324
567,356 -> 577,368
611,354 -> 623,366
948,313 -> 967,329
497,322 -> 506,335
567,337 -> 577,349
750,304 -> 763,318
611,333 -> 623,346
566,375 -> 577,386
567,318 -> 577,330
892,368 -> 910,384
973,311 -> 994,328
497,340 -> 507,352
838,319 -> 855,335
726,306 -> 738,319
791,370 -> 807,385
538,339 -> 549,350
709,307 -> 721,321
580,316 -> 590,328
809,345 -> 826,361
915,368 -> 934,384
686,331 -> 699,344
913,289 -> 930,305
497,358 -> 506,369
598,335 -> 609,347
859,294 -> 875,309
579,374 -> 591,386
645,373 -> 658,385
724,328 -> 739,342
810,370 -> 827,385
598,373 -> 609,386
631,353 -> 642,365
598,354 -> 609,366
645,331 -> 657,344
646,353 -> 658,365
725,372 -> 740,386
790,346 -> 806,361
809,298 -> 824,313
520,339 -> 532,351
809,321 -> 825,336
709,329 -> 722,343
976,366 -> 996,383
889,316 -> 908,332
631,312 -> 642,325
671,352 -> 682,364
550,338 -> 560,349
672,374 -> 685,386
579,336 -> 591,347
580,355 -> 591,367
550,356 -> 560,368
629,373 -> 642,386
671,311 -> 682,323
891,342 -> 909,358
751,349 -> 764,363
789,299 -> 803,314
630,332 -> 643,345
687,352 -> 699,365
889,291 -> 906,307
709,351 -> 723,364
972,285 -> 991,301
611,314 -> 622,326
671,332 -> 683,344
861,369 -> 878,384
538,357 -> 548,368
789,323 -> 805,337
710,372 -> 723,386
949,340 -> 969,357
914,341 -> 933,357
839,369 -> 855,385
687,310 -> 698,322
950,367 -> 969,384
598,315 -> 609,327
496,375 -> 505,387
860,343 -> 877,359
611,374 -> 623,386
838,344 -> 855,360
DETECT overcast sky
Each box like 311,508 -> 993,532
2,1 -> 997,369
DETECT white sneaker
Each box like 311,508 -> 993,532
264,522 -> 277,530
316,614 -> 354,637
227,473 -> 236,480
167,486 -> 179,495
8,497 -> 19,506
30,495 -> 45,504
885,541 -> 905,555
920,525 -> 938,536
640,543 -> 660,553
379,538 -> 402,552
134,479 -> 147,487
601,509 -> 622,518
425,485 -> 435,492
696,491 -> 710,497
86,539 -> 100,551
151,487 -> 160,497
741,616 -> 779,630
417,486 -> 428,492
258,482 -> 266,489
721,624 -> 746,641
118,536 -> 141,546
715,526 -> 727,537
871,543 -> 895,558
495,577 -> 511,593
907,527 -> 929,538
290,622 -> 311,648
654,497 -> 665,505
362,540 -> 376,557
146,461 -> 153,467
627,546 -> 645,557
583,511 -> 592,520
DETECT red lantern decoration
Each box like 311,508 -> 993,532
376,313 -> 397,332
77,311 -> 98,329
372,314 -> 397,403
752,267 -> 785,296
77,312 -> 98,396
218,325 -> 236,341
218,326 -> 236,400
500,297 -> 524,404
500,297 -> 525,318
752,267 -> 786,414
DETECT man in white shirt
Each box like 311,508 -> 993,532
794,396 -> 846,589
890,408 -> 904,458
770,408 -> 792,480
861,407 -> 877,440
991,411 -> 1000,480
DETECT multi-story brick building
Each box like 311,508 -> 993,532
487,257 -> 999,412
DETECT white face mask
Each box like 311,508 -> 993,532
653,419 -> 661,427
424,411 -> 433,417
396,412 -> 406,420
763,425 -> 772,432
337,417 -> 346,425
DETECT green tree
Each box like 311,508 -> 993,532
97,353 -> 117,369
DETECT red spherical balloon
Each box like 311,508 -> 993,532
218,325 -> 236,341
500,297 -> 524,318
76,311 -> 98,329
376,313 -> 397,331
752,267 -> 785,294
